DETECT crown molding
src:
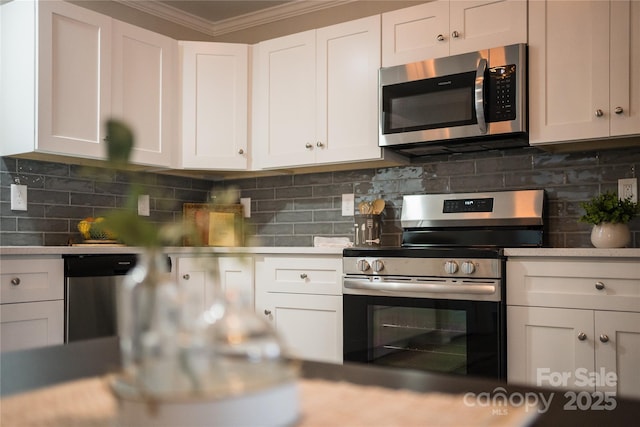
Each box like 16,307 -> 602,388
114,0 -> 355,38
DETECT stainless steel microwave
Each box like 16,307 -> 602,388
379,44 -> 527,156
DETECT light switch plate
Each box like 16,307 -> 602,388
240,197 -> 251,218
342,193 -> 354,216
138,194 -> 150,216
10,184 -> 28,211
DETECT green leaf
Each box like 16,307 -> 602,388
105,119 -> 134,167
579,191 -> 639,225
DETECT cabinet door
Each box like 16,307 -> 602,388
180,42 -> 249,170
381,0 -> 449,66
595,311 -> 640,399
507,306 -> 595,391
315,15 -> 382,165
255,31 -> 316,168
37,0 -> 111,158
112,21 -> 176,167
177,256 -> 254,315
217,256 -> 254,308
259,292 -> 342,364
1,300 -> 64,352
528,0 -> 610,144
610,0 -> 640,137
449,0 -> 527,55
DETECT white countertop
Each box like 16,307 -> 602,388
2,246 -> 639,258
0,246 -> 345,257
504,247 -> 640,258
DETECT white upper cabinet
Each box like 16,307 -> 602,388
1,0 -> 111,159
179,42 -> 249,170
528,0 -> 640,146
382,0 -> 527,66
254,16 -> 386,169
112,21 -> 177,167
1,0 -> 177,167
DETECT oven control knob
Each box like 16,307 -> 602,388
357,259 -> 371,272
372,259 -> 385,272
461,261 -> 476,275
444,260 -> 459,274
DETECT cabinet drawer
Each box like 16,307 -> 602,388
1,257 -> 64,304
256,256 -> 342,295
507,259 -> 640,312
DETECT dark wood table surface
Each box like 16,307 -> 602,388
2,337 -> 638,426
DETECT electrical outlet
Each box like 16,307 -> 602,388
10,184 -> 28,211
618,178 -> 638,203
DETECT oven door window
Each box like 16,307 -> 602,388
382,71 -> 477,134
344,295 -> 504,379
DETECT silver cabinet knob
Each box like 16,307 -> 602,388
599,334 -> 609,343
305,142 -> 313,149
578,332 -> 587,341
316,141 -> 324,148
614,107 -> 624,114
300,273 -> 308,279
238,148 -> 244,155
11,277 -> 21,286
436,34 -> 445,41
451,30 -> 460,38
595,109 -> 604,117
595,281 -> 605,290
182,274 -> 190,280
264,309 -> 272,316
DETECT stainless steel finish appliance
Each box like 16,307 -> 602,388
64,254 -> 171,342
343,189 -> 544,380
379,44 -> 527,156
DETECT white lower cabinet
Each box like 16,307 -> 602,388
260,292 -> 342,364
174,255 -> 254,316
507,257 -> 640,399
255,255 -> 343,364
1,301 -> 64,353
0,257 -> 65,352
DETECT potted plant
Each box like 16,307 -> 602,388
579,190 -> 639,248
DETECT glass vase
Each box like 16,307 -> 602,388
117,249 -> 184,395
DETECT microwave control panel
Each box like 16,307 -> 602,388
487,64 -> 517,123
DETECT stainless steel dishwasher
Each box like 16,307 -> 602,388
63,254 -> 145,342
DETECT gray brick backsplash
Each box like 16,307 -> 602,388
2,143 -> 640,247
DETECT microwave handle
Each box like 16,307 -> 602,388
475,58 -> 488,134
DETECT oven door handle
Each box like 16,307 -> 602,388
343,279 -> 497,295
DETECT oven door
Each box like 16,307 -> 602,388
343,294 -> 505,380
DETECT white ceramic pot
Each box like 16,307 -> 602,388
590,222 -> 631,248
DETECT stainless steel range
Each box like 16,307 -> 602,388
342,189 -> 544,380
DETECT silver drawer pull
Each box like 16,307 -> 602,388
595,281 -> 605,290
182,274 -> 190,280
11,277 -> 21,286
264,309 -> 272,316
300,273 -> 308,279
599,334 -> 609,343
578,332 -> 587,341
